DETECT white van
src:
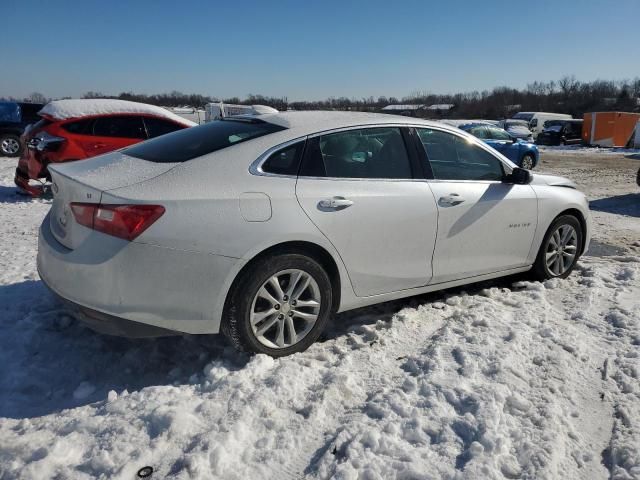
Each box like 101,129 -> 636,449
512,112 -> 572,138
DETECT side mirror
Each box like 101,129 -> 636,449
510,136 -> 518,143
505,167 -> 532,185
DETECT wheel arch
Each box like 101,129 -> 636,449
553,208 -> 588,255
223,240 -> 343,316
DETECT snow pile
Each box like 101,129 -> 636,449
0,154 -> 639,479
538,145 -> 640,156
38,99 -> 197,126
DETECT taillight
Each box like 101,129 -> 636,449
70,203 -> 165,241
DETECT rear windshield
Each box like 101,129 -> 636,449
124,118 -> 286,163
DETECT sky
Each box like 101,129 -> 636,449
2,0 -> 639,102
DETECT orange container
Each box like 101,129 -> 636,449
583,112 -> 640,147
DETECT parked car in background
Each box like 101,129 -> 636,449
457,122 -> 539,169
15,99 -> 196,196
497,119 -> 534,141
0,101 -> 44,156
512,112 -> 573,139
536,119 -> 584,146
37,112 -> 590,356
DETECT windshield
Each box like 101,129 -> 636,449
125,118 -> 286,163
0,102 -> 20,123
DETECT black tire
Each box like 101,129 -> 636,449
0,134 -> 22,157
521,153 -> 535,170
222,253 -> 333,357
531,215 -> 583,281
636,167 -> 640,187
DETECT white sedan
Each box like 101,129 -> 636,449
38,111 -> 591,356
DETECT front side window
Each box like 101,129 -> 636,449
417,128 -> 505,181
486,126 -> 512,140
125,118 -> 286,163
300,127 -> 412,179
93,115 -> 146,139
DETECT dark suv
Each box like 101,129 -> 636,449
536,119 -> 583,146
0,102 -> 44,156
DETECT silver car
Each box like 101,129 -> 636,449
38,112 -> 591,356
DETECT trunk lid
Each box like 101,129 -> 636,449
48,151 -> 176,249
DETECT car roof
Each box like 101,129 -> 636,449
254,110 -> 456,139
38,99 -> 197,126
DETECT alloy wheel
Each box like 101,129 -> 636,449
521,155 -> 534,170
250,269 -> 322,349
545,224 -> 578,276
1,138 -> 20,155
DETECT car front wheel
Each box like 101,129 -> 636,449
532,215 -> 583,280
1,135 -> 22,157
222,253 -> 333,356
521,153 -> 535,170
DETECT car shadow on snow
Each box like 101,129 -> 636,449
0,280 -> 248,419
0,273 -> 527,420
590,193 -> 640,218
0,185 -> 49,204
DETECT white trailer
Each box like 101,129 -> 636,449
204,103 -> 278,122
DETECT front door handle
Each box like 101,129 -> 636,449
318,196 -> 354,210
439,193 -> 465,206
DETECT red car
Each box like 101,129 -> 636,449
15,99 -> 196,195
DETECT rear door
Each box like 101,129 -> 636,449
415,127 -> 537,284
295,126 -> 438,297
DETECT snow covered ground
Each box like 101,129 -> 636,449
0,151 -> 638,480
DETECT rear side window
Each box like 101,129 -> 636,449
261,142 -> 304,175
0,103 -> 20,123
93,116 -> 146,139
143,117 -> 184,138
417,128 -> 504,181
62,118 -> 94,135
467,126 -> 489,139
300,127 -> 412,179
125,119 -> 286,163
486,127 -> 511,140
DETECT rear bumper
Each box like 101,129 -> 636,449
37,212 -> 242,336
47,287 -> 179,337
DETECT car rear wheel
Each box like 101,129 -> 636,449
222,253 -> 333,356
1,135 -> 22,157
531,215 -> 582,280
521,153 -> 535,170
636,167 -> 640,187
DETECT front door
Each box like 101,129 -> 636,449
295,127 -> 438,297
416,128 -> 537,284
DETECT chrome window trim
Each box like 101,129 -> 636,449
412,125 -> 515,179
249,136 -> 308,178
248,122 -> 514,181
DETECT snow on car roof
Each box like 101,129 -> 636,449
38,99 -> 197,126
255,110 -> 450,138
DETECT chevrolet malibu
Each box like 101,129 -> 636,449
38,112 -> 591,356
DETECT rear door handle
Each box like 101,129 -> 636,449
439,193 -> 465,206
318,196 -> 354,210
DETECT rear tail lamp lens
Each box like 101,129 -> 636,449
70,203 -> 165,241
